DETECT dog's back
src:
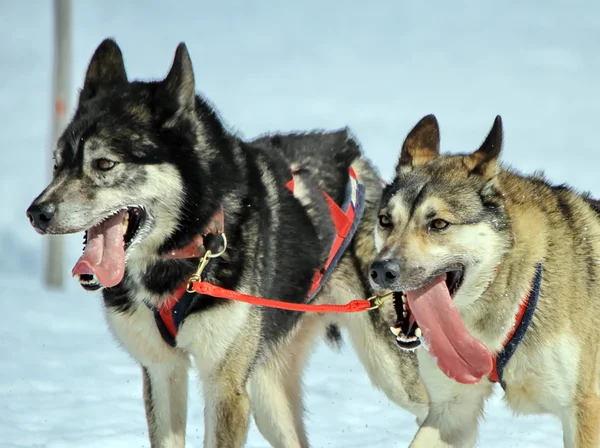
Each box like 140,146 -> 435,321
250,129 -> 366,265
250,129 -> 360,205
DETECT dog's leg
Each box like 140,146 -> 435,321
202,372 -> 252,448
574,395 -> 600,448
409,352 -> 493,448
409,388 -> 489,448
143,362 -> 190,448
249,364 -> 309,448
179,303 -> 259,448
561,394 -> 600,447
199,318 -> 261,448
106,306 -> 191,448
248,315 -> 323,448
559,346 -> 600,448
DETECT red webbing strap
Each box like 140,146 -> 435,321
307,271 -> 324,297
157,284 -> 188,339
191,281 -> 371,313
285,167 -> 356,286
286,169 -> 354,237
285,177 -> 295,191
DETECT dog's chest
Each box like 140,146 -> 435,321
104,292 -> 253,374
105,304 -> 183,366
176,301 -> 254,377
502,334 -> 579,414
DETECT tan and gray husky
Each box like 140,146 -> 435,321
370,114 -> 600,447
26,38 -> 427,447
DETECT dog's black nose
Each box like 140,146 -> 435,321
370,259 -> 400,289
26,202 -> 55,234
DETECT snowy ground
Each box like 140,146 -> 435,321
2,0 -> 599,446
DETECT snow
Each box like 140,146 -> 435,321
1,0 -> 598,446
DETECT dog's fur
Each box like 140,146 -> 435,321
26,39 -> 428,447
371,114 -> 600,447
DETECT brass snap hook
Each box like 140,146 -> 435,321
186,233 -> 228,293
367,292 -> 393,310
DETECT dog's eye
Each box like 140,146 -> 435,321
430,219 -> 450,231
378,214 -> 391,228
93,158 -> 117,171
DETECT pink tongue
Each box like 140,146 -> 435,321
407,275 -> 492,384
71,211 -> 127,288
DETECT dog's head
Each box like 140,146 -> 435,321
26,39 -> 228,290
369,115 -> 512,383
371,114 -> 510,304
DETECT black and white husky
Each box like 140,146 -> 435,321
26,38 -> 428,447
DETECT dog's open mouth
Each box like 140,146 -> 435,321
390,268 -> 465,351
391,292 -> 421,350
391,265 -> 493,384
72,207 -> 145,290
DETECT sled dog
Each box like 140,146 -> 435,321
370,114 -> 600,447
26,38 -> 427,447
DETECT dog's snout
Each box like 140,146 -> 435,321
370,259 -> 400,289
26,202 -> 56,234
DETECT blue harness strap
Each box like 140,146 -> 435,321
146,256 -> 219,347
305,173 -> 366,302
492,263 -> 542,389
148,292 -> 193,347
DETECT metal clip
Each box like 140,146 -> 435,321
367,292 -> 393,310
186,233 -> 228,293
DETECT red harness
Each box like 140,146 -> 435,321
148,167 -> 379,346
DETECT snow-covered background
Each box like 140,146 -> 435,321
2,0 -> 598,446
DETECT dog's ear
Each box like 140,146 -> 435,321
465,116 -> 504,206
396,114 -> 440,174
79,39 -> 127,103
160,42 -> 196,117
465,115 -> 503,180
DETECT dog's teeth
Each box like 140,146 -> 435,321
415,328 -> 422,338
390,326 -> 401,336
122,213 -> 129,233
402,294 -> 406,303
398,335 -> 417,342
403,303 -> 407,311
403,311 -> 408,318
397,333 -> 418,343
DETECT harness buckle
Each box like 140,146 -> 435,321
186,233 -> 228,293
367,292 -> 393,310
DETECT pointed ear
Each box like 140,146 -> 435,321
79,39 -> 127,103
161,42 -> 196,115
396,114 -> 440,173
465,115 -> 503,180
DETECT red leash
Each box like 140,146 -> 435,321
190,280 -> 385,313
173,167 -> 388,314
149,166 -> 388,350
